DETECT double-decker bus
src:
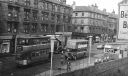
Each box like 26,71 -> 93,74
65,39 -> 88,60
15,35 -> 51,66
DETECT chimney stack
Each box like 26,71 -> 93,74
72,1 -> 76,9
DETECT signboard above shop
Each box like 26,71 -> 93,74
118,4 -> 128,39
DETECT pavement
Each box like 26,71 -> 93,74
35,57 -> 96,76
35,43 -> 104,76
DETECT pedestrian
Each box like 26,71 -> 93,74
67,57 -> 71,72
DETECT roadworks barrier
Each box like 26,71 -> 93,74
56,57 -> 128,76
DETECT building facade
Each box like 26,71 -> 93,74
72,5 -> 118,42
0,0 -> 72,36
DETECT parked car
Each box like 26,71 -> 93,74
97,44 -> 104,49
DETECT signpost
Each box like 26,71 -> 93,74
118,4 -> 128,39
88,36 -> 92,65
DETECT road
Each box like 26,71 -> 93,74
0,43 -> 104,76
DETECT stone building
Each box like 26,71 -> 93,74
72,4 -> 118,42
0,0 -> 72,36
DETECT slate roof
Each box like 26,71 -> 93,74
46,0 -> 71,7
108,13 -> 119,19
118,0 -> 128,5
74,6 -> 108,15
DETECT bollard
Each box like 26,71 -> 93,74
60,51 -> 64,65
67,61 -> 71,72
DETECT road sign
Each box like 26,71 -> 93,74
118,4 -> 128,39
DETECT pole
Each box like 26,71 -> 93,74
62,24 -> 65,48
88,36 -> 92,65
14,34 -> 17,54
50,35 -> 55,76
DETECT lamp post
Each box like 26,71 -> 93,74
88,36 -> 93,65
50,35 -> 55,76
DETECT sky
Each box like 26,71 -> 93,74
67,0 -> 123,14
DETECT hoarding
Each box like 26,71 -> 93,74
118,5 -> 128,39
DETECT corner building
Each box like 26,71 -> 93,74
0,0 -> 72,35
72,5 -> 118,42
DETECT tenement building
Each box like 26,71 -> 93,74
72,4 -> 118,42
0,0 -> 72,35
0,0 -> 72,54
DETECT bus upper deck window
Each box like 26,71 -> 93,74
36,52 -> 40,56
31,52 -> 36,57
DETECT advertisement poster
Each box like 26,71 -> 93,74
118,5 -> 128,39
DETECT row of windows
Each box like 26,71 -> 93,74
74,26 -> 114,34
7,6 -> 71,23
17,38 -> 50,45
38,1 -> 71,14
74,12 -> 111,20
73,19 -> 106,25
73,18 -> 115,27
8,0 -> 71,14
31,49 -> 50,57
7,22 -> 55,33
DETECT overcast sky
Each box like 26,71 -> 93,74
67,0 -> 123,14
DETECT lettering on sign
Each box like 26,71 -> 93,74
78,44 -> 87,48
118,5 -> 128,39
123,21 -> 128,28
121,11 -> 128,18
105,49 -> 115,54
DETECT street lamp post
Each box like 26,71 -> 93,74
50,35 -> 55,76
88,36 -> 93,65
